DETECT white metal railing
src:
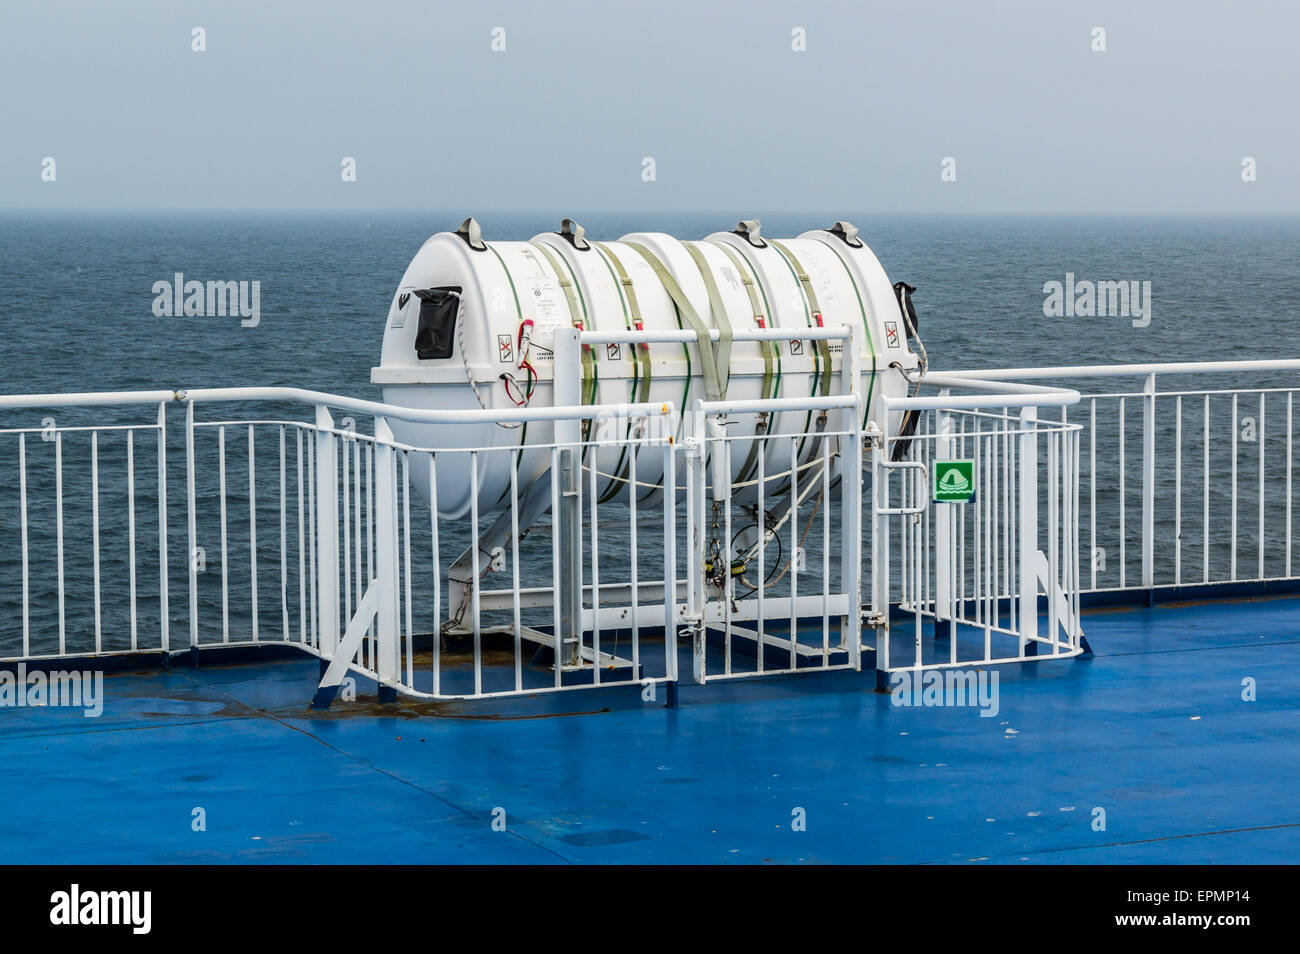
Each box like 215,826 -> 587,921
681,393 -> 863,682
942,360 -> 1300,594
3,357 -> 1294,703
870,407 -> 1084,674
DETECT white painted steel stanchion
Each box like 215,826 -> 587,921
1019,406 -> 1039,655
315,405 -> 339,665
374,417 -> 400,702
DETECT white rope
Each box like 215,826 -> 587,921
455,292 -> 521,430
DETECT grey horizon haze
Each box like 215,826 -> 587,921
0,0 -> 1295,215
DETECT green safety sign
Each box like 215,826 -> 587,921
932,459 -> 975,504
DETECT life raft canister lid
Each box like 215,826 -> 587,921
732,219 -> 766,248
829,221 -> 863,247
557,218 -> 590,250
455,217 -> 487,252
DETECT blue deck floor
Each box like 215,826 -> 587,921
2,595 -> 1298,864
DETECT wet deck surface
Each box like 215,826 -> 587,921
2,595 -> 1298,863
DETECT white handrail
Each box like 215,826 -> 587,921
889,373 -> 1081,411
0,386 -> 674,427
939,358 -> 1300,381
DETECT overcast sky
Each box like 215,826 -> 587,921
0,0 -> 1294,214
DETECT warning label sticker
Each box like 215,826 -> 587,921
606,342 -> 621,361
498,334 -> 514,363
789,339 -> 804,356
885,321 -> 901,348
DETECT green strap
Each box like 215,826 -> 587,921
593,242 -> 651,405
592,241 -> 653,503
713,242 -> 776,488
810,236 -> 879,430
683,242 -> 733,397
767,240 -> 834,484
625,241 -> 725,403
768,240 -> 833,399
712,242 -> 775,398
530,242 -> 597,434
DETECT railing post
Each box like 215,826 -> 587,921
315,405 -> 339,662
552,325 -> 584,671
374,417 -> 399,701
842,401 -> 863,669
1142,372 -> 1156,592
662,432 -> 678,703
869,419 -> 891,689
157,401 -> 170,657
185,400 -> 199,660
1019,405 -> 1039,654
557,446 -> 582,668
683,405 -> 707,684
934,394 -> 954,642
839,326 -> 862,666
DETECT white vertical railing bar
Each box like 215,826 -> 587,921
127,430 -> 138,650
1089,399 -> 1096,590
402,452 -> 413,687
280,427 -> 289,642
722,437 -> 732,676
1203,395 -> 1210,584
549,446 -> 560,690
157,403 -> 169,654
19,433 -> 29,657
591,440 -> 602,685
429,455 -> 441,696
91,431 -> 101,653
55,431 -> 65,655
973,418 -> 982,644
1142,374 -> 1155,589
756,439 -> 765,672
1175,395 -> 1182,585
509,456 -> 522,693
1018,406 -> 1038,652
1231,393 -> 1238,581
1118,397 -> 1126,589
821,437 -> 830,666
185,403 -> 198,650
1289,393 -> 1295,578
663,436 -> 678,685
248,425 -> 258,642
628,445 -> 640,680
788,436 -> 799,667
469,451 -> 482,696
984,431 -> 993,659
365,442 -> 374,666
218,426 -> 229,643
1258,393 -> 1265,580
314,406 -> 339,658
372,417 -> 399,689
306,431 -> 317,649
297,429 -> 306,644
1048,422 -> 1058,651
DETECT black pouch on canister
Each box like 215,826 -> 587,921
413,287 -> 461,360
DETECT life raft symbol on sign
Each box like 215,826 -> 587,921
789,339 -> 804,355
885,321 -> 900,348
497,334 -> 513,363
932,460 -> 976,504
607,342 -> 621,360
